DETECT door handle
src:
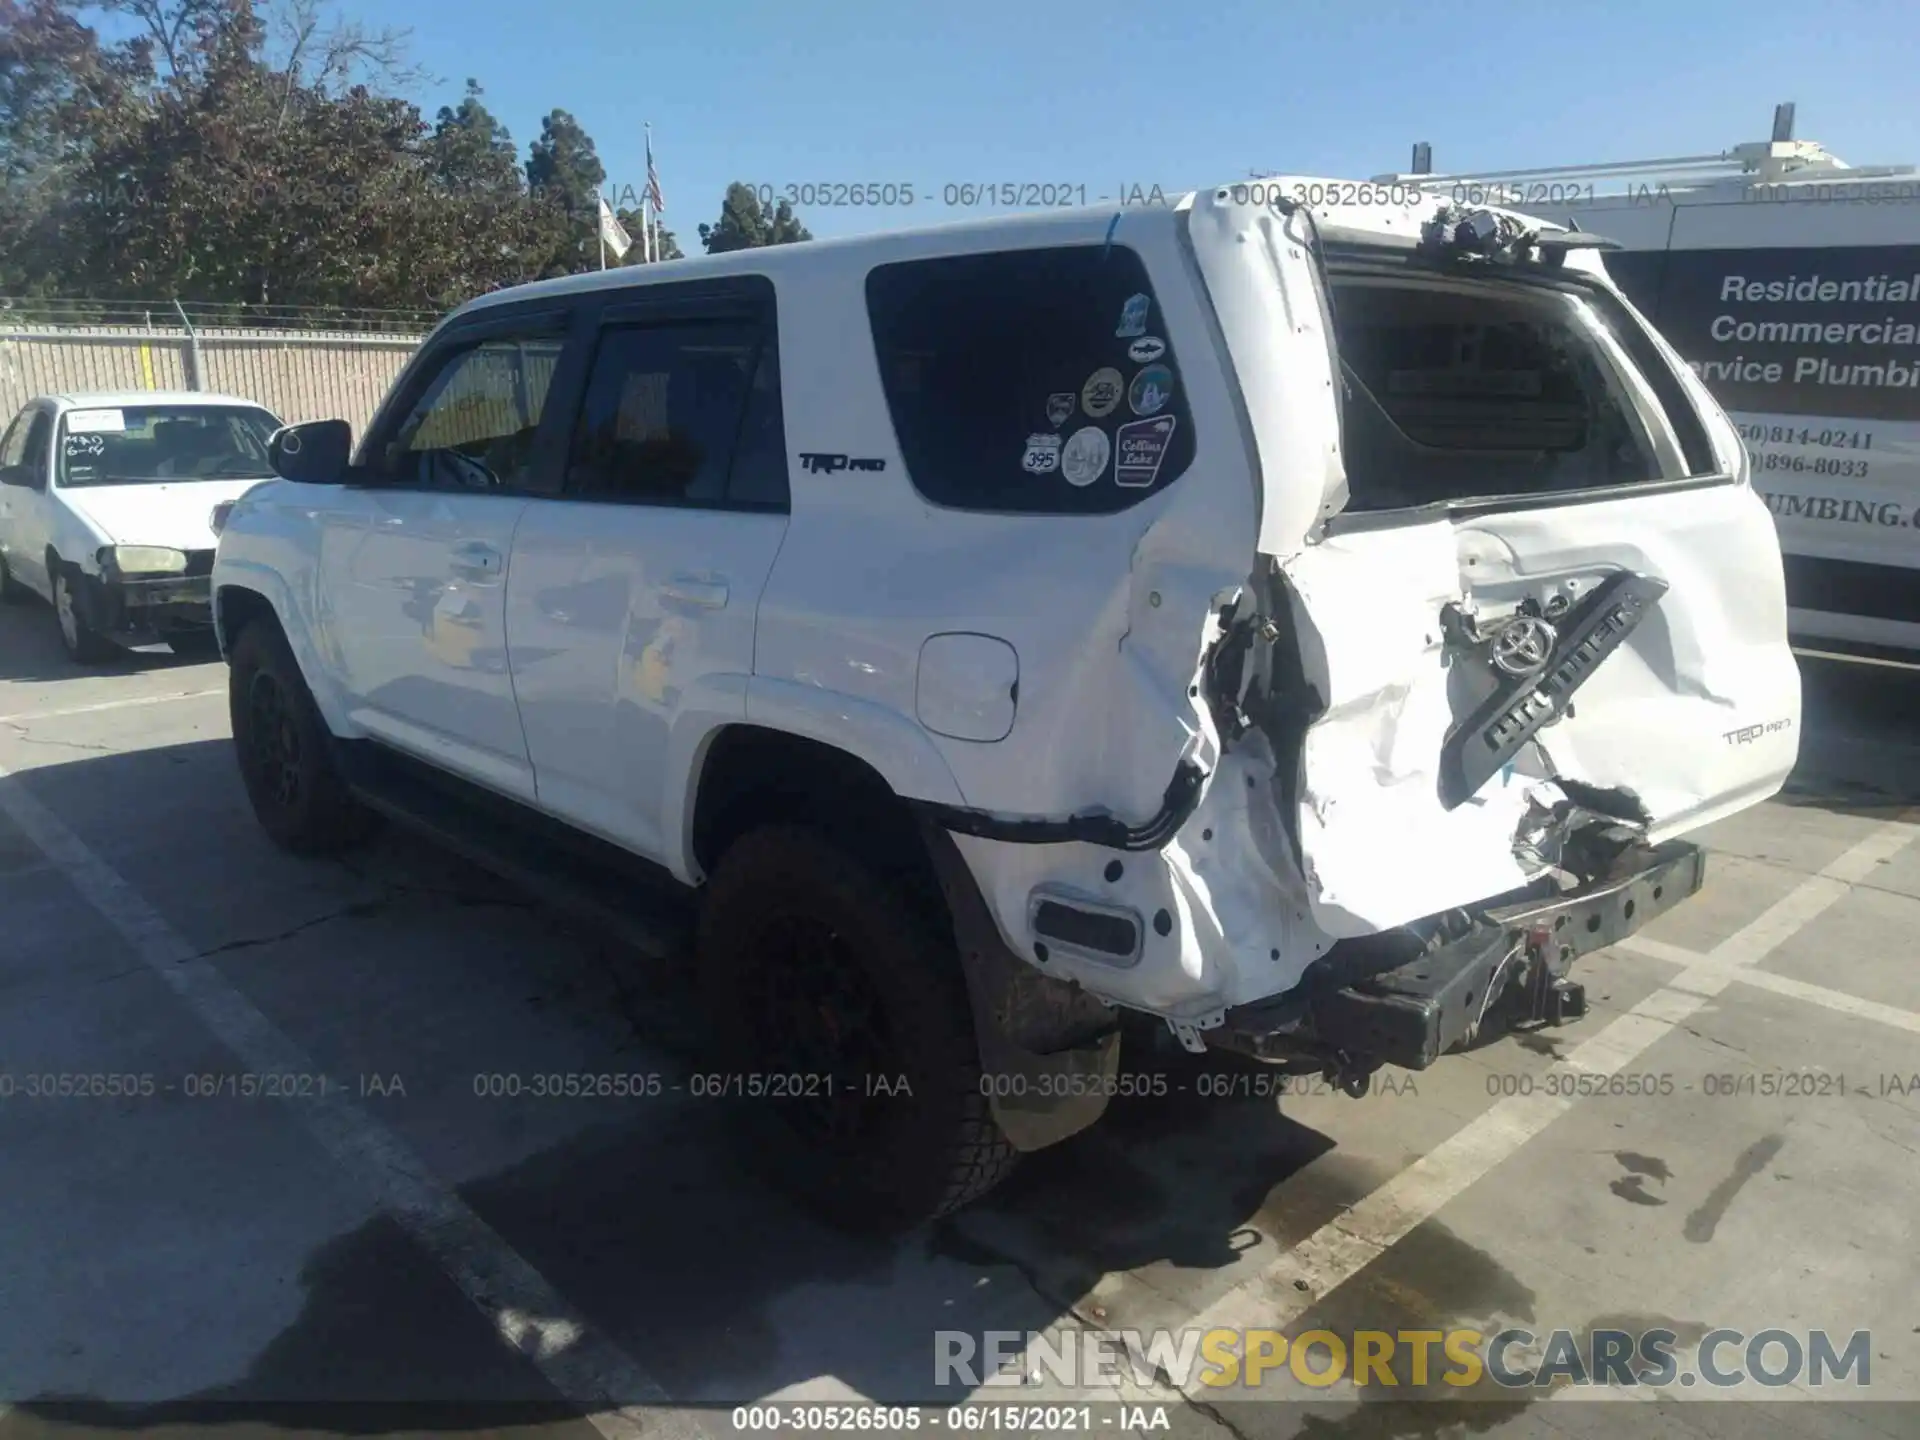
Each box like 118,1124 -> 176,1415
659,574 -> 729,609
448,540 -> 503,580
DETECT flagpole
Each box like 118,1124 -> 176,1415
645,120 -> 659,263
597,195 -> 606,270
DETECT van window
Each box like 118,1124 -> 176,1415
866,244 -> 1196,514
1330,274 -> 1698,512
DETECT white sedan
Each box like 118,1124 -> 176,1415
0,391 -> 285,662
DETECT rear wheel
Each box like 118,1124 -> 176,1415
0,552 -> 26,604
697,825 -> 1018,1230
228,619 -> 376,855
52,567 -> 115,664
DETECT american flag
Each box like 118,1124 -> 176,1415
645,127 -> 665,214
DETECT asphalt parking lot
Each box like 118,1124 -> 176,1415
1,592 -> 1917,1440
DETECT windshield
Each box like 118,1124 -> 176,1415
56,404 -> 281,488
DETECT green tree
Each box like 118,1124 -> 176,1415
612,206 -> 682,264
0,0 -> 147,292
429,78 -> 519,197
29,0 -> 557,310
698,181 -> 811,254
525,106 -> 605,275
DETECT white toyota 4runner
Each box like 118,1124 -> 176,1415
213,185 -> 1802,1228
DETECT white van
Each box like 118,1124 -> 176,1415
1380,106 -> 1920,659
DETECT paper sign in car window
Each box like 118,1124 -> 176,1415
64,409 -> 127,434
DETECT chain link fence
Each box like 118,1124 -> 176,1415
0,298 -> 435,432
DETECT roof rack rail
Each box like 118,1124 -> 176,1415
1371,103 -> 1915,192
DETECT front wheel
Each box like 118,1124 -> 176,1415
52,567 -> 115,663
697,825 -> 1019,1230
227,619 -> 376,855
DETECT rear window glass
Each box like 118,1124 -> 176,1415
1330,275 -> 1693,512
56,405 -> 280,487
866,244 -> 1196,514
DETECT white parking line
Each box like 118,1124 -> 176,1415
1171,812 -> 1920,1397
0,761 -> 701,1440
1617,935 -> 1920,1037
0,690 -> 223,727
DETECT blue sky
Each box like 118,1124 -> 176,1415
340,0 -> 1920,241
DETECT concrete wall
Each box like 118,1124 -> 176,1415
0,324 -> 424,433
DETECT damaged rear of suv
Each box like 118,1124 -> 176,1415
216,181 -> 1799,1229
904,184 -> 1799,1110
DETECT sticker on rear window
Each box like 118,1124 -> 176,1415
1127,336 -> 1167,363
1081,367 -> 1124,418
1022,433 -> 1062,475
1115,415 -> 1176,487
1128,364 -> 1174,417
1061,426 -> 1111,487
1115,293 -> 1151,338
1045,392 -> 1076,429
65,409 -> 126,433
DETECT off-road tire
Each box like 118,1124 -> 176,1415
228,618 -> 377,855
697,824 -> 1019,1230
0,552 -> 27,604
52,565 -> 115,663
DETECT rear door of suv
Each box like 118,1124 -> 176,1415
1187,186 -> 1803,937
502,276 -> 790,871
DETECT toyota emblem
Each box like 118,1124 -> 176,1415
1489,615 -> 1557,676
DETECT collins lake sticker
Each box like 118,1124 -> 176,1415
1116,293 -> 1152,338
1022,433 -> 1063,474
1081,367 -> 1125,418
1127,336 -> 1167,364
1128,364 -> 1174,416
1060,426 -> 1111,487
1045,392 -> 1076,428
1115,414 -> 1177,487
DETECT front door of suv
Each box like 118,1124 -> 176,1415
321,308 -> 575,800
504,279 -> 790,869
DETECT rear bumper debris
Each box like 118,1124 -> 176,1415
1212,839 -> 1707,1073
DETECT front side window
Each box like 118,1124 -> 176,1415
54,405 -> 278,487
564,320 -> 785,509
866,244 -> 1197,514
384,334 -> 564,492
1330,275 -> 1691,512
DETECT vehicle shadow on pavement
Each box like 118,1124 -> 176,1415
6,651 -> 1914,1429
0,597 -> 204,685
1784,655 -> 1920,811
0,741 -> 1400,1423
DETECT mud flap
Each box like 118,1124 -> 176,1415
921,821 -> 1122,1152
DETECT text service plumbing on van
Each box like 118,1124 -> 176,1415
1704,270 -> 1920,391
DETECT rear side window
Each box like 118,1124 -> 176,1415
866,244 -> 1196,514
564,320 -> 787,511
1330,274 -> 1698,512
